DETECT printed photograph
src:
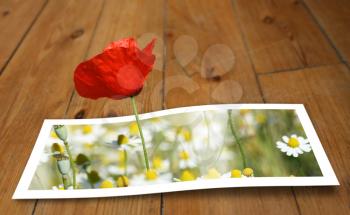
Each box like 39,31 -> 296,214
28,107 -> 322,191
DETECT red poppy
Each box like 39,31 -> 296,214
74,37 -> 156,99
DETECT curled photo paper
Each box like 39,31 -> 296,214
13,104 -> 338,199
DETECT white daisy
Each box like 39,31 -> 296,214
276,134 -> 312,157
178,149 -> 197,169
130,171 -> 172,186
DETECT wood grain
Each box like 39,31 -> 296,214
0,0 -> 47,73
0,0 -> 104,214
165,0 -> 261,108
34,0 -> 164,214
163,0 -> 299,214
233,0 -> 340,74
259,64 -> 350,215
304,0 -> 350,63
0,0 -> 349,214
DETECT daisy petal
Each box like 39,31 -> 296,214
300,144 -> 312,152
282,136 -> 289,143
276,141 -> 286,148
296,148 -> 303,154
293,151 -> 299,157
281,146 -> 288,152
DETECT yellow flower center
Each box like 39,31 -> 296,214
239,109 -> 250,115
150,117 -> 160,123
145,169 -> 158,181
116,176 -> 129,187
51,143 -> 64,154
82,125 -> 93,134
180,170 -> 195,181
242,168 -> 254,177
83,142 -> 94,150
230,169 -> 242,178
179,151 -> 190,160
118,134 -> 129,145
288,137 -> 300,148
100,180 -> 113,188
51,130 -> 58,138
256,113 -> 267,124
152,156 -> 163,169
205,168 -> 221,179
181,129 -> 192,142
129,122 -> 139,135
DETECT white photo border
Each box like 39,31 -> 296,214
13,104 -> 339,199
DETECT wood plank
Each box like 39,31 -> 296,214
259,64 -> 350,215
304,0 -> 350,63
233,0 -> 340,74
34,0 -> 164,214
165,0 -> 261,107
163,0 -> 299,214
0,0 -> 47,73
0,0 -> 105,214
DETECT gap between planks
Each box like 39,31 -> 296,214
31,0 -> 108,214
0,0 -> 49,76
300,0 -> 348,66
229,1 -> 301,213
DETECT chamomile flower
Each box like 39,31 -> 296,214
276,134 -> 311,157
71,125 -> 106,143
179,170 -> 196,181
104,134 -> 150,152
144,117 -> 170,133
222,168 -> 253,178
130,171 -> 172,186
197,168 -> 221,180
204,168 -> 221,179
151,156 -> 170,172
178,150 -> 196,169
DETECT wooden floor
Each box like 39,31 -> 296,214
0,0 -> 349,214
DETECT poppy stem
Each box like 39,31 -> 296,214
64,141 -> 77,189
228,110 -> 247,168
130,96 -> 150,170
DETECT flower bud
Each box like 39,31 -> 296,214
75,153 -> 90,166
51,143 -> 64,154
230,169 -> 242,178
53,125 -> 68,141
116,175 -> 129,187
242,167 -> 254,177
88,170 -> 101,184
117,134 -> 129,145
100,180 -> 114,188
54,154 -> 70,175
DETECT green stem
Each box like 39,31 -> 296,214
228,110 -> 247,168
62,174 -> 69,189
123,149 -> 128,176
130,96 -> 150,170
64,141 -> 77,189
